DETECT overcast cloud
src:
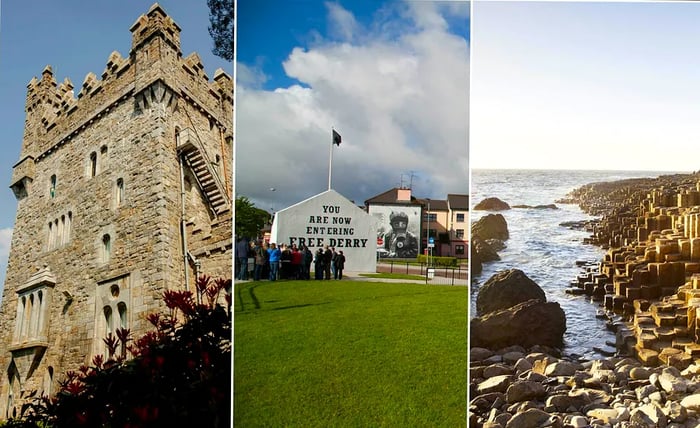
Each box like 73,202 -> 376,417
236,1 -> 469,213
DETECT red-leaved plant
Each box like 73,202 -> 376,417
5,276 -> 232,428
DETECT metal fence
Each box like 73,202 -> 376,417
377,261 -> 468,286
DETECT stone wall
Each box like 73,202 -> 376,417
0,4 -> 232,418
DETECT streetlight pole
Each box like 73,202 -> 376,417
426,198 -> 431,268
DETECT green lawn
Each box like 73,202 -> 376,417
359,272 -> 427,281
234,280 -> 467,427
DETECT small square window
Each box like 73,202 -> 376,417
456,245 -> 465,255
456,213 -> 465,222
456,229 -> 465,239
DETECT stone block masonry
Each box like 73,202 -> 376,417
0,3 -> 232,419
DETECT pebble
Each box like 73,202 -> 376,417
470,345 -> 700,428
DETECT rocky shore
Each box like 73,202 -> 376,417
469,174 -> 700,427
470,344 -> 700,427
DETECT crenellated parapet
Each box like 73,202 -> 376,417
15,2 -> 231,166
129,3 -> 181,56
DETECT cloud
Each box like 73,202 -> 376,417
236,2 -> 469,214
236,62 -> 269,90
325,1 -> 360,41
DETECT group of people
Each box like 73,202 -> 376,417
236,237 -> 346,281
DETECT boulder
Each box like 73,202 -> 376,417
474,197 -> 511,211
472,237 -> 501,263
470,240 -> 483,276
476,269 -> 546,316
471,299 -> 566,350
472,213 -> 509,241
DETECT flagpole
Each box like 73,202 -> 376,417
328,128 -> 334,190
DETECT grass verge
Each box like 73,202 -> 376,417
359,272 -> 427,281
234,279 -> 467,427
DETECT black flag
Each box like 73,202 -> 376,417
332,129 -> 342,146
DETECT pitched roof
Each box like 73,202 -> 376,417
415,198 -> 448,211
447,194 -> 469,210
364,187 -> 420,205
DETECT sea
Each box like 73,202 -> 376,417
470,169 -> 684,360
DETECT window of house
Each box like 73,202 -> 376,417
175,127 -> 180,146
102,234 -> 112,262
116,178 -> 124,206
456,213 -> 465,222
89,152 -> 97,177
456,245 -> 465,255
423,213 -> 437,222
456,229 -> 465,239
50,175 -> 56,198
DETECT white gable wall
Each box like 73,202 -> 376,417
270,190 -> 377,272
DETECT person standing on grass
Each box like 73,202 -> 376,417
314,248 -> 324,280
268,243 -> 281,281
323,245 -> 333,280
236,236 -> 249,281
330,247 -> 337,279
291,244 -> 302,279
253,240 -> 266,281
334,250 -> 346,280
301,245 -> 312,279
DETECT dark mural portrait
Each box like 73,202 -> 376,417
371,206 -> 421,258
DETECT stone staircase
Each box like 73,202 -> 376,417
177,128 -> 230,216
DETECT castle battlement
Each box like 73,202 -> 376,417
20,3 -> 232,165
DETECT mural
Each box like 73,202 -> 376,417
370,205 -> 421,258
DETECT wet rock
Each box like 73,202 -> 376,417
472,213 -> 509,241
473,237 -> 502,262
471,300 -> 566,349
474,197 -> 511,211
476,269 -> 547,316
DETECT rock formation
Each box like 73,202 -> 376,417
472,213 -> 509,241
472,269 -> 566,350
476,269 -> 546,315
474,197 -> 511,211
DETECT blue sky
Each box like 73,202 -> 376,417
471,1 -> 700,172
0,1 -> 231,295
235,0 -> 470,213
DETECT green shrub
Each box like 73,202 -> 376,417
416,255 -> 458,267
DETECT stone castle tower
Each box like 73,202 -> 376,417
0,3 -> 233,417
